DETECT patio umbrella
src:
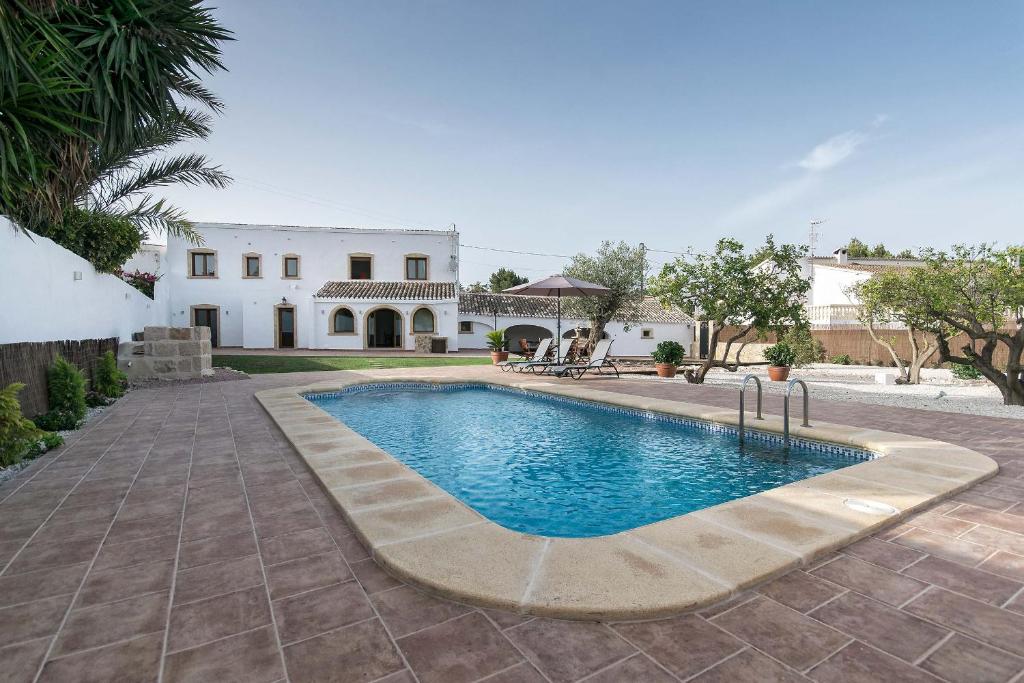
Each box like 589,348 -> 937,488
503,275 -> 610,357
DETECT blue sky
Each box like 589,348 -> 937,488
162,1 -> 1024,282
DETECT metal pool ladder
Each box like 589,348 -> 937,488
738,374 -> 763,445
783,378 -> 811,448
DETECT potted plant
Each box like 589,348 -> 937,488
486,329 -> 508,364
763,341 -> 796,382
651,340 -> 685,378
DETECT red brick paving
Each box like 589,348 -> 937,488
0,371 -> 1022,682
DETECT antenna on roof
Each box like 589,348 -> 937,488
809,219 -> 827,258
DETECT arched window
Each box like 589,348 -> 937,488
333,308 -> 355,333
412,308 -> 435,333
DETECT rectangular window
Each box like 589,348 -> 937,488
641,328 -> 654,339
245,256 -> 260,277
190,251 -> 215,277
283,256 -> 299,278
405,257 -> 428,280
459,321 -> 473,333
350,256 -> 372,280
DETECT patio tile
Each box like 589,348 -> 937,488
178,530 -> 258,570
0,594 -> 72,645
168,585 -> 272,652
258,526 -> 334,566
174,555 -> 264,605
180,508 -> 252,543
38,631 -> 163,683
480,662 -> 547,683
93,533 -> 179,571
809,591 -> 947,662
273,581 -> 374,644
350,558 -> 403,594
284,618 -> 404,683
903,555 -> 1022,606
904,588 -> 1024,656
0,562 -> 88,608
507,618 -> 636,683
977,551 -> 1024,582
105,513 -> 180,545
585,653 -> 675,683
807,641 -> 940,682
77,559 -> 174,607
6,536 -> 102,575
840,535 -> 924,571
54,591 -> 168,656
265,550 -> 352,600
253,505 -> 323,539
811,555 -> 928,606
757,570 -> 845,613
961,525 -> 1024,556
0,637 -> 50,683
954,490 -> 1017,512
689,647 -> 807,682
31,515 -> 113,545
711,596 -> 849,671
371,585 -> 471,638
891,527 -> 994,566
920,633 -> 1024,683
482,608 -> 534,630
163,625 -> 284,683
398,612 -> 523,683
611,614 -> 742,679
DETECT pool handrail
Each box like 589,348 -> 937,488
783,378 -> 811,448
738,374 -> 763,445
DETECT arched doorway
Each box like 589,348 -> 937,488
505,324 -> 553,356
366,307 -> 403,349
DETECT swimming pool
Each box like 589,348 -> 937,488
308,384 -> 873,537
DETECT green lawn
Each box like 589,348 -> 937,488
212,354 -> 493,374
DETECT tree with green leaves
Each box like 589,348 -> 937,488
1,0 -> 231,247
898,245 -> 1024,405
563,241 -> 648,351
843,238 -> 913,259
488,268 -> 528,293
848,270 -> 944,384
463,281 -> 489,293
650,236 -> 809,383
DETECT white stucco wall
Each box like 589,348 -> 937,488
164,223 -> 459,349
457,314 -> 693,357
122,243 -> 166,276
312,300 -> 460,351
0,223 -> 166,344
810,266 -> 870,307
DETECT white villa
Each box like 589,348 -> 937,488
121,222 -> 693,356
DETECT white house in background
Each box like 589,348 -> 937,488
802,247 -> 924,327
152,221 -> 695,354
458,292 -> 693,357
163,222 -> 460,350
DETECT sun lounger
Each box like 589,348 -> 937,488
549,339 -> 619,379
498,338 -> 552,372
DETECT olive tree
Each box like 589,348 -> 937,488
901,245 -> 1024,405
848,270 -> 944,384
649,236 -> 809,383
563,241 -> 648,350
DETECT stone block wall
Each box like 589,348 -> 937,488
118,326 -> 213,381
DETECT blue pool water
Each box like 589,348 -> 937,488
309,384 -> 870,538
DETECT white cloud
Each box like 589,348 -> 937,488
720,174 -> 820,226
796,130 -> 868,172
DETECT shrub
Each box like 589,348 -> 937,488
652,340 -> 685,366
831,354 -> 853,365
94,351 -> 126,398
763,341 -> 797,367
1,383 -> 45,467
85,391 -> 108,408
37,357 -> 87,431
485,329 -> 506,351
950,363 -> 983,380
116,269 -> 159,298
779,327 -> 825,367
36,208 -> 143,274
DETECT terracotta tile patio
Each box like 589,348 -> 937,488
1,367 -> 1023,682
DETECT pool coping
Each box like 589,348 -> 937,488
255,371 -> 998,621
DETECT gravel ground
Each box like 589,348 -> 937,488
641,364 -> 1024,420
127,366 -> 249,389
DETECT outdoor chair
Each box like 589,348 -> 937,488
498,338 -> 552,372
549,339 -> 620,379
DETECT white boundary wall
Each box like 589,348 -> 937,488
0,222 -> 168,344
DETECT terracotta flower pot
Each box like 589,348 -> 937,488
767,365 -> 791,382
490,351 -> 509,364
655,363 -> 677,378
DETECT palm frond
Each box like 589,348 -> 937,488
108,195 -> 204,244
92,153 -> 230,210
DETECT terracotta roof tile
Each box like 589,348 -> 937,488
315,280 -> 458,300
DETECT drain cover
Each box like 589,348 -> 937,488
843,498 -> 899,516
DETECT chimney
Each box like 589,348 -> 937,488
833,248 -> 849,265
